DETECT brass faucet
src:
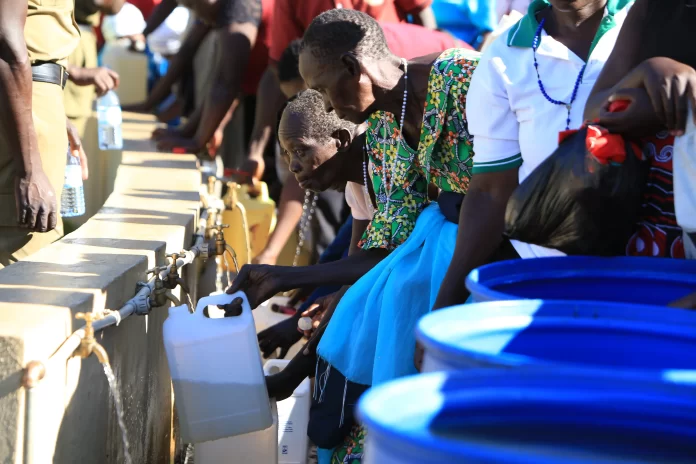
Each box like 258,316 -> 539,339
211,223 -> 229,257
164,252 -> 190,294
74,312 -> 110,365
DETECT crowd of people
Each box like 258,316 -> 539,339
2,0 -> 696,462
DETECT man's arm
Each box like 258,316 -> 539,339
142,0 -> 178,37
242,66 -> 287,181
124,21 -> 210,113
0,0 -> 57,232
433,169 -> 519,309
583,0 -> 648,121
188,22 -> 257,151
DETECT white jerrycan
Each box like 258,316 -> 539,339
195,359 -> 311,464
266,360 -> 311,464
164,292 -> 272,443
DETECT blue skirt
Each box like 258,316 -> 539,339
317,204 -> 457,387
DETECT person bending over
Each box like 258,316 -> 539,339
124,0 -> 272,157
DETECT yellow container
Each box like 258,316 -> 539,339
221,184 -> 252,270
236,182 -> 276,260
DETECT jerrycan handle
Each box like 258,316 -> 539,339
195,291 -> 250,318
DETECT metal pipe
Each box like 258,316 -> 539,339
22,361 -> 45,464
35,238 -> 207,374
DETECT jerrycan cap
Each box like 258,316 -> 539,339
195,291 -> 250,317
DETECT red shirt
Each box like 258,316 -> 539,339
270,0 -> 432,62
130,0 -> 162,19
381,22 -> 471,59
242,0 -> 274,94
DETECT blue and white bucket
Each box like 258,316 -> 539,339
416,300 -> 696,379
358,369 -> 696,464
466,256 -> 696,304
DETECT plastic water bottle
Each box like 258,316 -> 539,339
97,90 -> 123,150
61,146 -> 86,217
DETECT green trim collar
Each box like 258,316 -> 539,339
506,0 -> 632,55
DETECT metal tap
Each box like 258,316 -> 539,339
147,266 -> 171,308
211,223 -> 229,257
205,208 -> 218,238
74,312 -> 110,365
164,252 -> 190,294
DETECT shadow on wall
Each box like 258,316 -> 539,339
123,188 -> 201,202
94,207 -> 195,227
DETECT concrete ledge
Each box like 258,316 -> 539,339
0,113 -> 200,463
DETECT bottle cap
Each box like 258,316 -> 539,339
298,317 -> 313,331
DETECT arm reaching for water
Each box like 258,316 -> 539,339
433,169 -> 520,310
225,248 -> 388,309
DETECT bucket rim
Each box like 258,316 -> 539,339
358,369 -> 696,464
465,256 -> 696,302
417,309 -> 696,373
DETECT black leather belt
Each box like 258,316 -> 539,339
31,62 -> 68,89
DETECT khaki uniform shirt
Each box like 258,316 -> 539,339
0,0 -> 80,254
25,0 -> 81,67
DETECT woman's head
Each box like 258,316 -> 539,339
278,39 -> 307,98
299,9 -> 394,124
278,90 -> 358,192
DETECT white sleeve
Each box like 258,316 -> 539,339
345,182 -> 372,221
468,39 -> 523,174
674,106 -> 696,233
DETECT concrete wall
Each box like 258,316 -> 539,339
0,113 -> 201,464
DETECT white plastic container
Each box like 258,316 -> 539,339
266,360 -> 311,464
196,402 -> 279,464
164,292 -> 272,443
253,296 -> 292,333
195,359 -> 311,464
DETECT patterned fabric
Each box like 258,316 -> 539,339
626,132 -> 685,259
331,426 -> 366,464
359,48 -> 479,250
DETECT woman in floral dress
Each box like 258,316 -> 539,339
297,9 -> 511,464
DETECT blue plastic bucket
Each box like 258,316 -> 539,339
416,300 -> 696,375
466,256 -> 696,304
358,369 -> 696,464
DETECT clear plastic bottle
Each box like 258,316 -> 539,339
97,90 -> 123,150
61,146 -> 86,217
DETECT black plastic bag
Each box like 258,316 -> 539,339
505,123 -> 649,256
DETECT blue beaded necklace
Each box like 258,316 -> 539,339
532,17 -> 586,130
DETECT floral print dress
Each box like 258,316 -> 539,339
334,48 -> 479,464
358,48 -> 480,250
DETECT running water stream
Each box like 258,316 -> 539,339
102,363 -> 133,464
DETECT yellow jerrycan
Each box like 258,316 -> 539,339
221,183 -> 252,269
235,182 -> 276,260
